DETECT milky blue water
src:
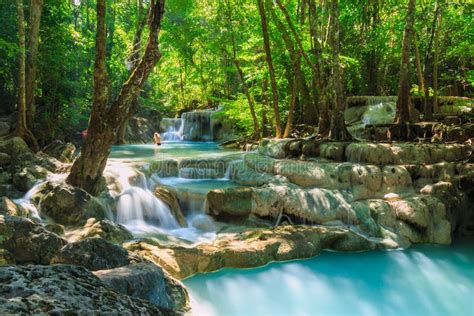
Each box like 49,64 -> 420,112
184,238 -> 474,316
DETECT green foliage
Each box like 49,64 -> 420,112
0,0 -> 471,141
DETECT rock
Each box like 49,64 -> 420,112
66,218 -> 133,244
0,249 -> 14,265
39,182 -> 109,226
0,214 -> 66,264
320,142 -> 347,161
0,153 -> 10,167
42,140 -> 76,163
12,166 -> 46,192
0,137 -> 31,161
207,188 -> 253,218
382,165 -> 413,193
94,262 -> 190,313
258,138 -> 294,159
125,225 -> 381,280
0,265 -> 173,315
45,223 -> 65,235
0,197 -> 29,218
51,237 -> 135,271
0,122 -> 10,137
144,159 -> 179,177
154,186 -> 187,227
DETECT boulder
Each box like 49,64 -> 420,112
0,249 -> 14,265
258,138 -> 294,159
42,140 -> 76,163
51,237 -> 136,271
12,166 -> 47,192
320,142 -> 347,161
66,218 -> 133,244
0,137 -> 31,158
154,186 -> 187,227
0,265 -> 173,315
207,188 -> 253,218
0,214 -> 66,264
95,262 -> 190,313
0,121 -> 10,137
0,153 -> 10,167
38,182 -> 109,226
0,197 -> 29,218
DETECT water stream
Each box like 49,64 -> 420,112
184,238 -> 474,316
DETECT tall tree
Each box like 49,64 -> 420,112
224,0 -> 261,140
394,0 -> 416,124
432,1 -> 443,116
258,0 -> 282,138
25,0 -> 44,130
328,0 -> 351,141
67,0 -> 166,194
15,0 -> 39,150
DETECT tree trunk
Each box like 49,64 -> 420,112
432,3 -> 443,116
15,0 -> 39,151
258,0 -> 282,138
261,76 -> 270,137
308,0 -> 328,134
232,57 -> 261,140
423,0 -> 439,119
25,0 -> 44,131
394,0 -> 416,125
414,33 -> 425,96
284,71 -> 298,138
116,0 -> 145,145
67,0 -> 165,195
328,0 -> 351,141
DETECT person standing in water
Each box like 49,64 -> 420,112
153,132 -> 161,146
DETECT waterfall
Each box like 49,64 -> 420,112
161,118 -> 184,141
161,110 -> 216,142
105,162 -> 180,235
362,97 -> 397,126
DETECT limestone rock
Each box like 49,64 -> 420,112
207,188 -> 253,218
42,140 -> 77,163
95,262 -> 190,313
51,237 -> 135,271
0,153 -> 10,167
258,138 -> 294,159
0,214 -> 66,264
144,160 -> 178,177
0,121 -> 10,137
0,137 -> 31,158
39,182 -> 109,226
0,249 -> 14,265
66,218 -> 133,244
0,265 -> 173,315
154,186 -> 187,227
0,197 -> 29,218
125,225 -> 381,280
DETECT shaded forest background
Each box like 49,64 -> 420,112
0,0 -> 472,144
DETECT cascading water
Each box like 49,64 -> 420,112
161,118 -> 184,141
105,162 -> 180,236
160,110 -> 216,142
361,96 -> 397,126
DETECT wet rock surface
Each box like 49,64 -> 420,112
95,262 -> 190,313
0,265 -> 175,315
51,237 -> 137,271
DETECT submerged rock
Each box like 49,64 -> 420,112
0,214 -> 66,264
0,265 -> 173,315
95,262 -> 190,313
125,225 -> 383,280
51,237 -> 137,271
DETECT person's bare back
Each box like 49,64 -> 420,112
153,132 -> 161,146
